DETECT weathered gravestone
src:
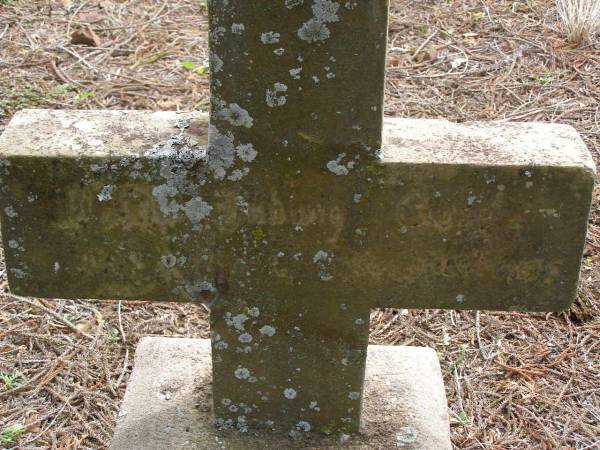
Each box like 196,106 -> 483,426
0,0 -> 595,447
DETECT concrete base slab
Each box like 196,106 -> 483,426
111,337 -> 451,450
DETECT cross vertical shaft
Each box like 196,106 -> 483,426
207,0 -> 389,433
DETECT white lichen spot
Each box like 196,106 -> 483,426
484,174 -> 496,184
207,124 -> 236,179
221,398 -> 232,406
285,0 -> 304,8
231,23 -> 245,34
236,143 -> 257,162
354,318 -> 364,325
259,325 -> 276,336
185,280 -> 215,302
396,426 -> 418,446
467,194 -> 478,206
231,313 -> 249,331
456,294 -> 465,304
146,131 -> 213,225
4,206 -> 17,218
309,401 -> 320,411
97,185 -> 114,202
348,391 -> 360,400
284,388 -> 297,399
539,208 -> 560,218
326,160 -> 348,175
238,333 -> 253,344
227,169 -> 248,182
312,0 -> 340,22
266,82 -> 288,107
209,26 -> 226,43
236,196 -> 249,214
215,340 -> 228,350
10,268 -> 27,279
183,197 -> 213,223
353,193 -> 362,203
313,250 -> 329,263
296,421 -> 311,432
248,306 -> 260,317
160,255 -> 177,268
313,250 -> 333,281
218,103 -> 253,128
273,48 -> 285,56
210,51 -> 223,73
289,67 -> 302,79
298,19 -> 330,43
8,240 -> 19,249
234,367 -> 250,380
54,262 -> 60,273
261,31 -> 280,44
326,153 -> 353,176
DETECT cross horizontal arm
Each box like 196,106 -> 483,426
0,109 -> 593,311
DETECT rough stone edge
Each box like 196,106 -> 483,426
0,110 -> 594,176
383,117 -> 596,172
110,337 -> 451,450
0,109 -> 209,158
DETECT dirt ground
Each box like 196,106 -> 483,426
0,0 -> 599,449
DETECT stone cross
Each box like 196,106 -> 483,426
0,0 -> 594,437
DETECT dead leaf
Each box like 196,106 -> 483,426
70,25 -> 101,47
25,413 -> 41,433
415,48 -> 437,63
75,319 -> 94,334
61,0 -> 73,10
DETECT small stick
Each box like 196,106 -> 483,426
0,24 -> 9,41
115,348 -> 129,388
475,311 -> 488,360
117,300 -> 126,344
10,294 -> 93,339
115,300 -> 130,388
411,29 -> 438,61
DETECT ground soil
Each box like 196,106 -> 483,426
0,1 -> 599,449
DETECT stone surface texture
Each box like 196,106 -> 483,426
0,108 -> 594,432
1,0 -> 595,437
110,337 -> 451,450
0,110 -> 593,312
